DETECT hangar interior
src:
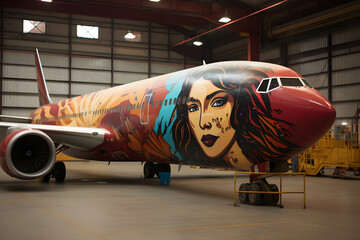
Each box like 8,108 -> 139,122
0,1 -> 360,240
1,0 -> 359,126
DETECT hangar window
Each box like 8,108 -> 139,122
23,20 -> 46,34
77,25 -> 99,39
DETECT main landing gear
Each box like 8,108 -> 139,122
239,179 -> 280,206
143,162 -> 170,178
41,161 -> 66,183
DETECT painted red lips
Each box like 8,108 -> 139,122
201,134 -> 219,147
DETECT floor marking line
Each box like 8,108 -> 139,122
18,194 -> 108,240
108,221 -> 299,235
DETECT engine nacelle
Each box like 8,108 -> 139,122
0,129 -> 56,180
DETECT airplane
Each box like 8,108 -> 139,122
0,49 -> 335,205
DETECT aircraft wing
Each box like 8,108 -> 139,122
0,115 -> 32,123
0,122 -> 109,150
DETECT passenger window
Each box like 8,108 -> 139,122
280,78 -> 304,87
155,101 -> 158,107
159,100 -> 163,107
268,78 -> 279,91
174,98 -> 177,105
164,100 -> 168,106
257,79 -> 270,92
169,99 -> 172,105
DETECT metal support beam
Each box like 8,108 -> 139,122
148,23 -> 151,79
248,17 -> 260,61
328,34 -> 332,103
0,8 -> 3,114
68,15 -> 72,98
111,18 -> 114,88
280,43 -> 288,66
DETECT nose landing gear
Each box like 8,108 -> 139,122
239,179 -> 280,206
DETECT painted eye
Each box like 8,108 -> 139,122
212,99 -> 226,107
188,104 -> 199,113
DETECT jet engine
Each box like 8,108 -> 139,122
0,129 -> 56,180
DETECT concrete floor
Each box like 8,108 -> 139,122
0,161 -> 359,240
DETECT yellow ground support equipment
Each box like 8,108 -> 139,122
298,124 -> 360,176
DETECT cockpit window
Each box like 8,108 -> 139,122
257,79 -> 270,92
268,78 -> 279,91
302,79 -> 313,88
280,78 -> 304,87
257,77 -> 310,93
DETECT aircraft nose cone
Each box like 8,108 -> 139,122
304,96 -> 336,143
271,88 -> 336,148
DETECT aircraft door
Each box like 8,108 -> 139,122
140,93 -> 152,124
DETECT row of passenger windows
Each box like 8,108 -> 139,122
257,77 -> 312,93
37,96 -> 184,123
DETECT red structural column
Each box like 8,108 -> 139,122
247,16 -> 260,61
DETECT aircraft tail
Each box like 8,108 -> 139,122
35,49 -> 52,106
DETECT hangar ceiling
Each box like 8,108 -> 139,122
2,0 -> 359,61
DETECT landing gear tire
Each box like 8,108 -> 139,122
270,184 -> 279,204
41,172 -> 51,183
144,162 -> 156,178
239,183 -> 249,203
248,183 -> 261,205
40,161 -> 66,183
54,161 -> 66,183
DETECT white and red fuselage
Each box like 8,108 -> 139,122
0,55 -> 336,180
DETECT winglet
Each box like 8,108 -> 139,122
35,49 -> 52,106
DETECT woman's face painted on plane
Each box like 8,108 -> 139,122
187,78 -> 236,158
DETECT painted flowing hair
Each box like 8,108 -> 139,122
173,65 -> 300,167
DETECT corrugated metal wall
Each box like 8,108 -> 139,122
260,25 -> 360,126
1,8 -> 195,116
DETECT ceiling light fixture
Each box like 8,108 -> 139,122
193,40 -> 203,46
342,122 -> 348,126
149,0 -> 161,2
41,0 -> 53,2
124,30 -> 136,40
219,10 -> 231,23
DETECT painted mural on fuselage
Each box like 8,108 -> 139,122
30,61 -> 301,169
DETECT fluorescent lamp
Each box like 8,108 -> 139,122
219,10 -> 231,23
41,0 -> 53,2
219,16 -> 231,23
124,31 -> 136,40
342,122 -> 348,126
149,0 -> 161,2
193,41 -> 203,46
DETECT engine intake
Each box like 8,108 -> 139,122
0,129 -> 56,180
